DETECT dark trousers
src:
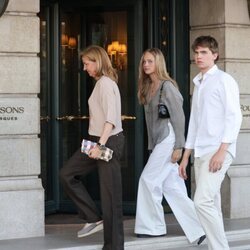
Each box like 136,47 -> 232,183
60,132 -> 125,250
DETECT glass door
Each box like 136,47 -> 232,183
40,0 -> 144,215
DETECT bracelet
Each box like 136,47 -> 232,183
97,142 -> 105,150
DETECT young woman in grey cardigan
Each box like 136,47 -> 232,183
134,48 -> 205,245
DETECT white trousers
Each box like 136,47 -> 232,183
194,151 -> 233,250
135,124 -> 204,243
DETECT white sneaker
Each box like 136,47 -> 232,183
77,220 -> 103,238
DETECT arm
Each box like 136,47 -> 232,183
163,82 -> 185,163
164,82 -> 185,150
208,75 -> 242,171
89,122 -> 113,159
178,148 -> 192,179
98,122 -> 114,145
184,87 -> 198,150
209,143 -> 229,172
89,77 -> 117,159
171,148 -> 183,163
221,75 -> 242,144
177,86 -> 198,177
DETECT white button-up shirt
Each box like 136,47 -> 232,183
185,65 -> 242,157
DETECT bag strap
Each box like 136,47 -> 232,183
159,81 -> 165,103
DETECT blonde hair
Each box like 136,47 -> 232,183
137,48 -> 178,105
81,45 -> 118,82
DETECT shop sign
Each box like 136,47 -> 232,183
0,106 -> 24,121
240,97 -> 250,130
241,104 -> 250,117
0,98 -> 39,135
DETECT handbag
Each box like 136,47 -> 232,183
158,82 -> 170,119
81,139 -> 113,162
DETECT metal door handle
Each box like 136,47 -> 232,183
56,115 -> 135,121
40,116 -> 50,122
121,115 -> 136,120
56,115 -> 89,121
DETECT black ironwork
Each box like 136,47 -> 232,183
159,0 -> 169,58
0,0 -> 9,18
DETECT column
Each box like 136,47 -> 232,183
0,0 -> 44,239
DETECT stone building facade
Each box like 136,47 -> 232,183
0,0 -> 249,240
189,0 -> 250,219
0,0 -> 44,240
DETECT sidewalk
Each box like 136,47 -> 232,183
1,214 -> 250,250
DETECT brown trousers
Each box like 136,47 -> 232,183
60,132 -> 125,250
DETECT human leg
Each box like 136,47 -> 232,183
59,148 -> 101,222
134,133 -> 175,236
163,164 -> 205,243
194,151 -> 233,250
98,133 -> 125,250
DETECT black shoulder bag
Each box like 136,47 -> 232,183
158,82 -> 170,119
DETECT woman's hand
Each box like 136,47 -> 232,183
171,149 -> 182,163
88,146 -> 102,160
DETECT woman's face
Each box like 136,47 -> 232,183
82,56 -> 97,78
142,52 -> 156,76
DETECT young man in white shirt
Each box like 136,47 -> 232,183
179,36 -> 242,250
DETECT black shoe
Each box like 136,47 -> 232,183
136,234 -> 166,238
197,235 -> 206,245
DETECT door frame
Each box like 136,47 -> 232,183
41,0 -> 145,215
40,0 -> 190,215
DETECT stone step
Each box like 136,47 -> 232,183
125,229 -> 250,250
46,228 -> 250,250
2,216 -> 250,250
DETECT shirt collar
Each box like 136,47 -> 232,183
193,64 -> 218,86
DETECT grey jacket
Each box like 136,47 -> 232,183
144,81 -> 185,150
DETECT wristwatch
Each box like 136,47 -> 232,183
97,142 -> 106,150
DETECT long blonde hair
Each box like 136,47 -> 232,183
137,48 -> 178,105
81,45 -> 118,82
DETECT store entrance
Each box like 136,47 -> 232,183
39,0 -> 145,215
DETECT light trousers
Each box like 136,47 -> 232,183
194,151 -> 233,250
135,124 -> 204,243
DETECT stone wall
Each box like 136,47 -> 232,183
0,0 -> 44,240
189,0 -> 250,218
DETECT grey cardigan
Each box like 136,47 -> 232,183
144,80 -> 185,150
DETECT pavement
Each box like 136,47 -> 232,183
1,214 -> 250,250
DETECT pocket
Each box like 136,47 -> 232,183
219,152 -> 233,174
106,133 -> 125,161
115,134 -> 125,160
